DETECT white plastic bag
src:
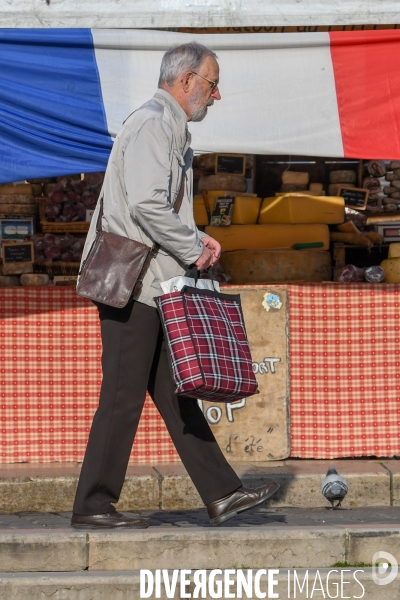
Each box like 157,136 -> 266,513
160,276 -> 220,294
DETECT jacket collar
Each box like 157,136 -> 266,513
153,89 -> 191,154
154,89 -> 187,126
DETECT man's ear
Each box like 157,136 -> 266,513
181,71 -> 192,93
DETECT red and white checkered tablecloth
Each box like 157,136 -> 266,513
289,283 -> 400,459
1,284 -> 400,463
0,288 -> 179,464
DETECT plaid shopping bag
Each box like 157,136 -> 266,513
155,286 -> 258,403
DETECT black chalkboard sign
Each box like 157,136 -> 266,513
215,154 -> 246,175
3,241 -> 34,263
337,186 -> 369,210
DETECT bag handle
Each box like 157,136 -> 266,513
185,266 -> 217,290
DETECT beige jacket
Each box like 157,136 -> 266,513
80,89 -> 206,307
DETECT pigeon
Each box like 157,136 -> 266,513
321,466 -> 348,509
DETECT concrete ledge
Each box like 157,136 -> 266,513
384,460 -> 400,506
348,528 -> 400,565
0,531 -> 87,572
236,460 -> 392,509
0,460 -> 397,513
88,527 -> 346,571
0,464 -> 160,514
3,526 -> 400,573
157,460 -> 392,511
0,569 -> 398,600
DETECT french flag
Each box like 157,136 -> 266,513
0,28 -> 400,183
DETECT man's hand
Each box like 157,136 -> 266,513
201,236 -> 221,266
195,245 -> 213,270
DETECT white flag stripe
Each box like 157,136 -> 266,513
92,29 -> 344,156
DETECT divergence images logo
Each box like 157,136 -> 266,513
372,551 -> 398,586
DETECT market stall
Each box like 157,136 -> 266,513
1,28 -> 400,463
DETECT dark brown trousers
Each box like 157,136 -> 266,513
73,300 -> 241,515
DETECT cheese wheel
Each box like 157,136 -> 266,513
198,153 -> 217,172
309,183 -> 324,193
20,274 -> 49,286
258,194 -> 344,225
204,224 -> 330,252
0,204 -> 35,215
231,196 -> 261,224
2,263 -> 33,276
381,257 -> 400,282
281,171 -> 309,185
0,195 -> 35,205
329,170 -> 357,184
219,250 -> 332,284
0,184 -> 33,195
388,243 -> 400,258
194,195 -> 262,226
198,174 -> 247,192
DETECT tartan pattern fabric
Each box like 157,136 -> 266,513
0,288 -> 180,464
289,283 -> 400,459
156,288 -> 258,402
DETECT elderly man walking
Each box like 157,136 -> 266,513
71,42 -> 279,529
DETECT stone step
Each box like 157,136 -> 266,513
0,569 -> 399,599
0,458 -> 398,513
1,525 -> 400,572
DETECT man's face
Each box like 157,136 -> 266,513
187,56 -> 221,122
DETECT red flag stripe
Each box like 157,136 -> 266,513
330,30 -> 400,159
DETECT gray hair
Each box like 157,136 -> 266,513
158,42 -> 217,87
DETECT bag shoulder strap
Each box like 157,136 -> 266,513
96,172 -> 185,236
151,172 -> 185,256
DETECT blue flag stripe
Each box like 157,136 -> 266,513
0,28 -> 112,183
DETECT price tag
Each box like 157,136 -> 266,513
337,186 -> 369,210
2,241 -> 34,263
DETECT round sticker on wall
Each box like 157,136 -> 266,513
262,293 -> 282,312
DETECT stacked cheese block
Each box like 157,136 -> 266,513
280,171 -> 325,196
382,160 -> 400,212
205,171 -> 345,284
328,169 -> 357,196
0,183 -> 36,217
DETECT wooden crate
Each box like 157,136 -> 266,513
39,201 -> 90,234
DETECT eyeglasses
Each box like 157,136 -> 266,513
191,71 -> 219,91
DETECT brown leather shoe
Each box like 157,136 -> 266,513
207,482 -> 280,526
71,511 -> 148,529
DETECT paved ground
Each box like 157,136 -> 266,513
1,506 -> 400,530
